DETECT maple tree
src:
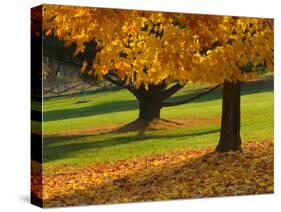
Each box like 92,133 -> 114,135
41,5 -> 273,151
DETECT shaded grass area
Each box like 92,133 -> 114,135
44,127 -> 220,165
42,75 -> 273,169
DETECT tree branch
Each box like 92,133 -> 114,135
104,74 -> 141,99
161,84 -> 221,107
44,57 -> 142,99
104,74 -> 124,87
160,83 -> 185,100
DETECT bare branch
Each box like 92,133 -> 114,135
104,74 -> 141,99
161,84 -> 221,107
160,83 -> 185,100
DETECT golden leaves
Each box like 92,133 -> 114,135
42,5 -> 273,88
42,140 -> 273,207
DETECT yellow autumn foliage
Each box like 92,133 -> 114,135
42,5 -> 273,89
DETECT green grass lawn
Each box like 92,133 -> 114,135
41,74 -> 273,169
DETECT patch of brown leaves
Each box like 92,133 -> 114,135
40,140 -> 273,207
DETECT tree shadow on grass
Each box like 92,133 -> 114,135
43,99 -> 138,122
43,129 -> 220,163
43,77 -> 273,122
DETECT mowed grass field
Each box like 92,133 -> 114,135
40,74 -> 273,169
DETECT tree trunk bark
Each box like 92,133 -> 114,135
216,81 -> 242,152
137,84 -> 162,122
138,99 -> 161,122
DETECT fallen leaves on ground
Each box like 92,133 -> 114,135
35,140 -> 273,207
31,161 -> 42,199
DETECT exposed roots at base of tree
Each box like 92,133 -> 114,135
113,118 -> 183,134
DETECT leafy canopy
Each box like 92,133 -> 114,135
43,5 -> 273,89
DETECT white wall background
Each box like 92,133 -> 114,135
0,0 -> 280,211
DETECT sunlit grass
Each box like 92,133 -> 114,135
42,74 -> 273,169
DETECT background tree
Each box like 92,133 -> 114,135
43,35 -> 98,96
42,5 -> 273,151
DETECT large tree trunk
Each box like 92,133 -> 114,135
114,84 -> 164,133
105,73 -> 220,132
137,84 -> 162,122
216,81 -> 242,152
138,97 -> 161,122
